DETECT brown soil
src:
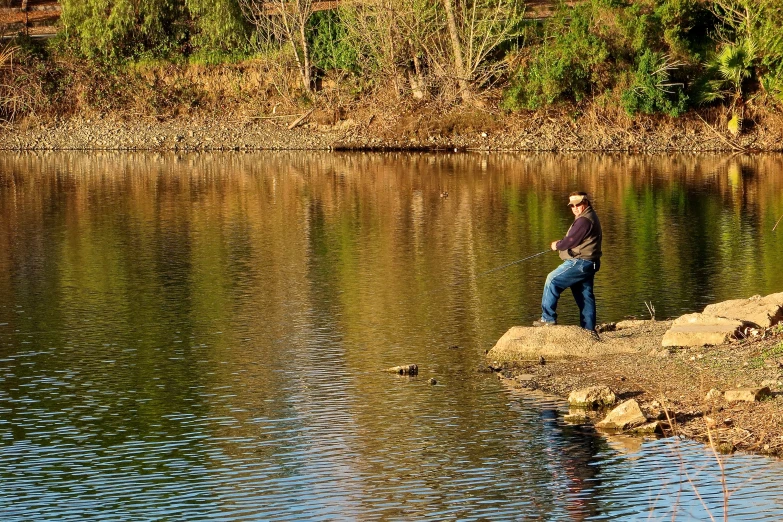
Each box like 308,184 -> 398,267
491,324 -> 783,458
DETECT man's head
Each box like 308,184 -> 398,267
568,192 -> 590,217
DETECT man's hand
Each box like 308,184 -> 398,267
550,240 -> 559,251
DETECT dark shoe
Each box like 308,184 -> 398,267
532,319 -> 556,327
587,329 -> 601,342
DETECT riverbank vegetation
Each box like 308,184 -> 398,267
2,0 -> 783,135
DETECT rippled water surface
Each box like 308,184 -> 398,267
1,152 -> 783,520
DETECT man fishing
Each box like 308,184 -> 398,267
533,192 -> 602,335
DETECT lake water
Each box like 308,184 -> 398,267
1,152 -> 782,520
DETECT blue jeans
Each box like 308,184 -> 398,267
540,258 -> 600,330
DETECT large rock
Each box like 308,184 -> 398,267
568,386 -> 616,408
724,387 -> 771,402
661,313 -> 745,347
596,399 -> 647,431
488,325 -> 634,362
703,292 -> 783,328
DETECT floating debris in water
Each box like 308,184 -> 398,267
384,364 -> 418,375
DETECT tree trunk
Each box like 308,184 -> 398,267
299,12 -> 312,91
442,0 -> 470,101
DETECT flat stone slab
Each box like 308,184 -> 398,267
662,313 -> 744,347
703,292 -> 783,328
568,386 -> 616,408
724,387 -> 771,402
596,399 -> 647,431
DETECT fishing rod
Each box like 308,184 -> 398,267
423,249 -> 550,296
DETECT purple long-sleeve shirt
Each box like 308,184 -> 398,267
555,217 -> 592,251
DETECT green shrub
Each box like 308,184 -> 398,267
185,0 -> 250,55
654,0 -> 712,61
60,0 -> 188,61
621,48 -> 688,116
60,0 -> 249,62
502,4 -> 610,109
308,11 -> 359,74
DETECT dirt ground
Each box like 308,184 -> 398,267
491,322 -> 783,458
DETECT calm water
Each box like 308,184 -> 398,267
1,152 -> 782,520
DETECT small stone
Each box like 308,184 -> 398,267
596,399 -> 648,431
564,410 -> 588,423
717,442 -> 735,454
705,388 -> 723,401
428,378 -> 437,385
568,386 -> 616,408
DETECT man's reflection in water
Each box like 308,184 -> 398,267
539,406 -> 609,520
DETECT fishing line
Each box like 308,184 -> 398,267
422,249 -> 550,297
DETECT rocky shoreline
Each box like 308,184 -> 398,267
486,293 -> 783,458
3,103 -> 783,152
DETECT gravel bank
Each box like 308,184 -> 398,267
3,103 -> 783,152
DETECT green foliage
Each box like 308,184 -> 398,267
692,0 -> 783,107
748,341 -> 783,369
694,38 -> 756,105
185,0 -> 250,55
502,4 -> 610,110
654,0 -> 712,61
60,0 -> 249,62
502,0 -> 708,111
308,11 -> 359,73
61,0 -> 188,60
760,72 -> 783,103
621,49 -> 688,116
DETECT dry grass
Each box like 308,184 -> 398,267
0,44 -> 22,122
